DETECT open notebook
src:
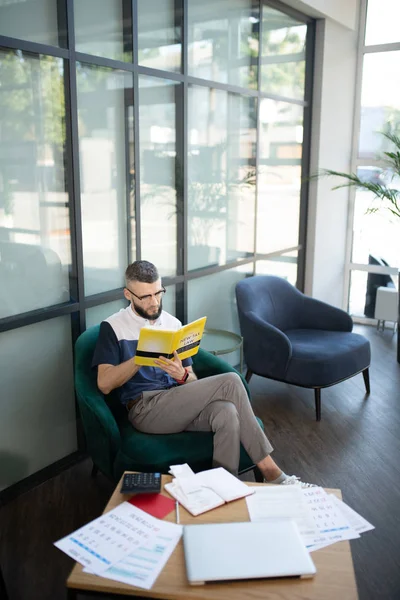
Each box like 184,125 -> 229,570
164,465 -> 254,516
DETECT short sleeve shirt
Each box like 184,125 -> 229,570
92,306 -> 193,405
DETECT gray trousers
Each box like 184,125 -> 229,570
128,372 -> 273,475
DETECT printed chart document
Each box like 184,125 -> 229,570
246,485 -> 372,553
135,316 -> 207,366
55,502 -> 182,590
165,464 -> 254,516
246,486 -> 322,549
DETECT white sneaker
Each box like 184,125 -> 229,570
281,475 -> 316,489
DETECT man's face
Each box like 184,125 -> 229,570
123,278 -> 164,321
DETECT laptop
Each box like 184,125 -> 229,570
183,519 -> 316,585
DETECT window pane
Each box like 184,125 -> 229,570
188,0 -> 259,89
256,100 -> 302,255
138,0 -> 181,72
351,175 -> 400,269
74,0 -> 131,61
0,50 -> 71,319
0,0 -> 62,47
86,299 -> 128,328
359,52 -> 400,158
0,316 -> 76,491
188,265 -> 252,367
261,5 -> 306,99
255,252 -> 297,285
76,64 -> 133,296
139,76 -> 178,277
365,0 -> 400,46
188,86 -> 256,271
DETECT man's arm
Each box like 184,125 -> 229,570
97,360 -> 141,395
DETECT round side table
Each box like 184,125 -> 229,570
200,328 -> 243,373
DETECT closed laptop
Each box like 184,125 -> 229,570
183,519 -> 316,585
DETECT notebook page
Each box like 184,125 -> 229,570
196,467 -> 254,502
164,481 -> 224,516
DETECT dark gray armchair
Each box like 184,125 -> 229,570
236,276 -> 371,421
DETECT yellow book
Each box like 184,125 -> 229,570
134,316 -> 207,367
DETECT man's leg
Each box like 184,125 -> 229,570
185,400 -> 241,474
129,372 -> 275,475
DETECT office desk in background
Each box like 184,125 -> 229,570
66,475 -> 358,600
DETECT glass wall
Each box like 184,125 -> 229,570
347,0 -> 400,320
0,0 -> 313,494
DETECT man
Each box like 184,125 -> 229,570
92,260 -> 313,487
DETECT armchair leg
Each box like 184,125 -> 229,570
314,389 -> 321,421
362,368 -> 371,394
253,466 -> 263,483
91,463 -> 98,478
245,369 -> 253,383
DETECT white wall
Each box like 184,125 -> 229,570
304,13 -> 360,307
283,0 -> 357,30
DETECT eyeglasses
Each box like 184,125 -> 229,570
125,286 -> 166,303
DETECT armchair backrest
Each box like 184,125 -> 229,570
74,325 -> 122,478
236,276 -> 304,332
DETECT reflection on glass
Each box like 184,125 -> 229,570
139,77 -> 178,276
359,52 -> 400,158
74,0 -> 131,61
86,299 -> 128,328
76,64 -> 134,295
348,270 -> 369,318
188,0 -> 259,88
255,253 -> 298,286
261,5 -> 306,99
256,100 -> 303,255
0,316 -> 76,491
188,86 -> 256,271
0,0 -> 62,47
138,0 -> 181,72
0,50 -> 71,319
187,266 -> 252,367
351,178 -> 400,268
365,0 -> 400,46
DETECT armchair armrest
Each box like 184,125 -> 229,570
242,311 -> 292,379
300,296 -> 353,332
75,378 -> 122,479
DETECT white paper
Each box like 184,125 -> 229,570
245,486 -> 322,548
54,502 -> 155,573
84,516 -> 182,590
329,494 -> 375,534
164,480 -> 224,516
301,487 -> 360,549
196,467 -> 254,502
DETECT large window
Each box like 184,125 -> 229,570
0,0 -> 313,495
347,0 -> 400,318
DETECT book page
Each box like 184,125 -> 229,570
173,316 -> 207,361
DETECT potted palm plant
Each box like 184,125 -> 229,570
317,130 -> 400,362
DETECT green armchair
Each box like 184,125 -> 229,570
74,325 -> 263,482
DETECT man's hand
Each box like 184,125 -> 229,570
154,351 -> 186,380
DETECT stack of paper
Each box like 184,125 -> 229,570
54,502 -> 182,590
246,485 -> 374,552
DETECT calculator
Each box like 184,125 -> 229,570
120,472 -> 162,494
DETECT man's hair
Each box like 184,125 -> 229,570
125,260 -> 159,285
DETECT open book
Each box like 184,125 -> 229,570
135,317 -> 207,367
164,464 -> 254,517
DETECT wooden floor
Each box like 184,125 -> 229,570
0,324 -> 399,600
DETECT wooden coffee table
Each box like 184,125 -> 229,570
66,475 -> 358,599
